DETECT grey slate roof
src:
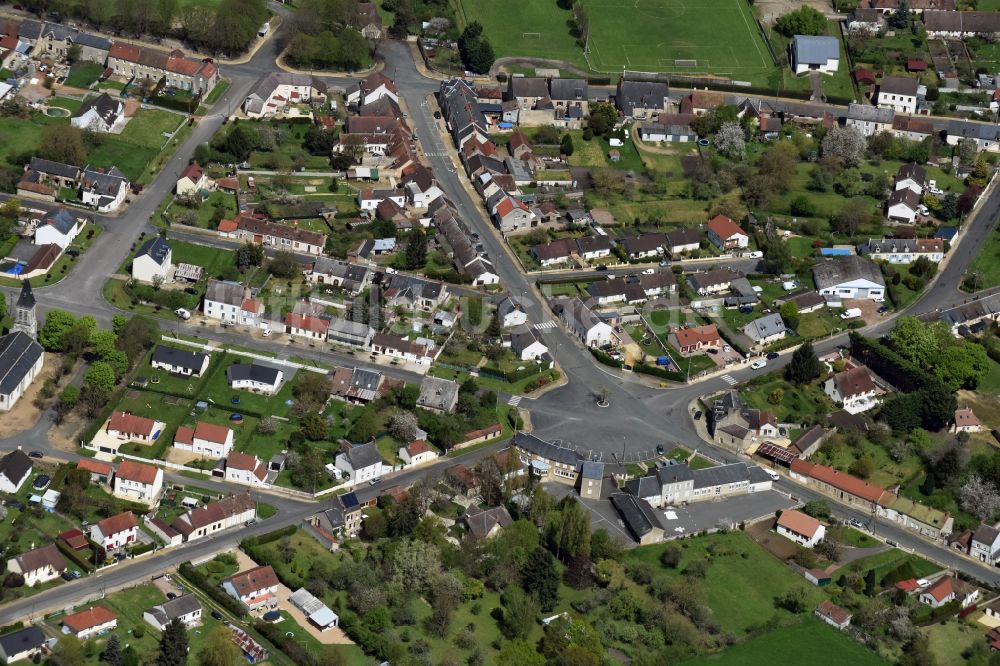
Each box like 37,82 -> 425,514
549,78 -> 588,101
344,442 -> 383,469
205,279 -> 247,307
151,345 -> 208,374
0,450 -> 32,486
28,157 -> 79,180
846,103 -> 894,123
656,463 -> 694,485
610,493 -> 661,541
16,281 -> 34,309
226,361 -> 281,386
691,462 -> 756,489
417,375 -> 459,411
616,80 -> 669,115
136,237 -> 171,266
80,166 -> 127,196
0,626 -> 45,660
624,475 -> 661,498
513,432 -> 583,466
973,523 -> 1000,546
792,35 -> 840,65
879,75 -> 920,97
812,256 -> 885,290
509,77 -> 549,99
509,326 -> 545,356
0,331 -> 43,396
74,32 -> 111,50
72,92 -> 121,124
580,461 -> 604,480
744,313 -> 786,341
147,594 -> 201,625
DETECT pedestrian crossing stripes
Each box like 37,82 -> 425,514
534,320 -> 558,330
721,374 -> 738,386
507,395 -> 523,406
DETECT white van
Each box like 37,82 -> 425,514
174,308 -> 191,320
840,308 -> 862,320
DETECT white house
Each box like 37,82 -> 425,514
335,442 -> 385,484
845,103 -> 895,137
706,215 -> 748,251
791,35 -> 840,75
89,511 -> 138,551
79,166 -> 129,213
815,600 -> 852,631
61,606 -> 118,640
203,279 -> 264,326
170,492 -> 256,542
242,73 -> 327,118
954,408 -> 983,434
0,450 -> 32,494
970,524 -> 1000,565
104,411 -> 163,447
887,188 -> 920,224
895,163 -> 926,195
173,421 -> 234,458
131,237 -> 173,284
813,256 -> 886,300
222,565 -> 280,612
398,440 -> 439,467
776,510 -> 826,548
227,361 -> 283,395
919,577 -> 956,608
113,460 -> 163,504
34,208 -> 81,249
510,327 -> 549,361
555,297 -> 618,348
346,72 -> 397,107
70,93 -> 126,133
224,452 -> 268,487
859,238 -> 945,264
824,366 -> 880,414
175,162 -> 210,196
0,627 -> 47,664
497,296 -> 527,328
150,345 -> 210,377
876,76 -> 920,114
144,595 -> 202,631
6,544 -> 65,587
743,313 -> 786,348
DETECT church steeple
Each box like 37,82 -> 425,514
13,281 -> 36,338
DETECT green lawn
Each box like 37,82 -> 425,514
203,77 -> 230,106
452,0 -> 582,66
964,224 -> 1000,291
922,620 -> 983,666
119,109 -> 186,149
63,62 -> 104,88
740,376 -> 831,423
681,616 -> 887,665
827,525 -> 879,548
46,96 -> 84,113
626,532 -> 826,635
199,354 -> 296,418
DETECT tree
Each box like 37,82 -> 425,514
763,239 -> 793,275
822,126 -> 866,166
802,500 -> 831,520
61,322 -> 93,357
52,635 -> 86,666
560,133 -> 575,156
785,341 -> 821,385
586,102 -> 618,136
299,411 -> 329,441
779,301 -> 801,330
101,634 -> 123,666
392,539 -> 442,592
40,125 -> 88,165
197,626 -> 244,666
960,474 -> 1000,521
116,316 -> 159,363
548,498 -> 591,562
833,197 -> 873,236
714,121 -> 746,159
348,408 -> 378,441
522,546 -> 560,611
659,542 -> 683,568
458,22 -> 495,74
293,371 -> 330,410
497,639 -> 545,666
90,330 -> 119,360
223,123 -> 256,161
934,343 -> 989,390
156,618 -> 189,666
288,446 -> 325,492
403,228 -> 427,269
85,361 -> 117,393
775,5 -> 828,36
499,586 -> 540,639
849,454 -> 874,479
39,310 -> 78,351
235,242 -> 264,271
388,411 -> 419,442
267,251 -> 299,278
888,0 -> 910,29
890,316 -> 937,367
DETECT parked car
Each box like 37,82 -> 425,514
750,360 -> 767,370
642,268 -> 655,275
595,265 -> 608,271
369,478 -> 382,486
693,410 -> 703,420
244,519 -> 257,527
766,352 -> 779,360
28,451 -> 43,459
174,308 -> 191,320
656,444 -> 665,455
847,518 -> 865,529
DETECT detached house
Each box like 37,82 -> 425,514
706,215 -> 748,251
175,162 -> 210,196
224,452 -> 268,487
895,163 -> 926,194
90,511 -> 138,551
105,411 -> 162,447
510,326 -> 549,361
223,565 -> 280,612
0,449 -> 32,494
672,324 -> 721,355
815,600 -> 853,631
813,256 -> 886,300
144,595 -> 202,631
497,296 -> 527,328
0,627 -> 46,664
688,268 -> 744,295
398,440 -> 438,467
859,238 -> 944,263
552,296 -> 617,348
335,442 -> 385,484
887,188 -> 920,224
6,544 -> 65,587
203,279 -> 265,327
151,345 -> 210,377
954,408 -> 983,434
743,313 -> 786,347
876,76 -> 920,114
824,366 -> 880,414
70,93 -> 126,133
35,208 -> 81,249
791,35 -> 841,75
227,361 -> 283,395
113,460 -> 163,503
971,524 -> 1000,565
919,577 -> 955,608
416,375 -> 459,414
173,421 -> 234,459
131,237 -> 173,284
776,509 -> 826,548
61,606 -> 118,640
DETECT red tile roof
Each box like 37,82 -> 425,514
792,459 -> 886,503
284,312 -> 329,335
406,440 -> 433,456
179,162 -> 203,183
674,324 -> 720,348
707,214 -> 746,241
218,219 -> 238,233
924,576 -> 953,602
777,509 -> 822,539
225,565 -> 278,597
226,452 -> 267,480
96,511 -> 137,537
62,605 -> 117,634
833,366 -> 876,400
77,458 -> 112,476
955,408 -> 981,428
116,460 -> 160,485
59,529 -> 89,550
896,578 -> 920,592
108,411 -> 156,437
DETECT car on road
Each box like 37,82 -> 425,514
659,260 -> 670,267
766,352 -> 779,360
642,268 -> 655,275
369,478 -> 382,486
766,469 -> 780,481
433,110 -> 441,119
595,264 -> 608,271
847,518 -> 865,529
174,308 -> 191,320
244,519 -> 257,527
61,571 -> 74,581
28,451 -> 43,459
656,444 -> 665,455
750,360 -> 767,370
878,305 -> 890,315
693,410 -> 702,420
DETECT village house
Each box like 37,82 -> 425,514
370,332 -> 435,365
706,215 -> 748,251
939,292 -> 1000,335
610,493 -> 665,545
664,228 -> 703,257
815,600 -> 853,630
615,80 -> 671,119
497,296 -> 528,328
398,440 -> 438,467
335,442 -> 385,484
687,268 -> 744,295
242,73 -> 327,118
78,165 -> 129,213
70,93 -> 126,133
790,459 -> 886,512
552,296 -> 618,348
895,163 -> 926,194
743,313 -> 786,348
971,524 -> 1000,564
89,511 -> 138,552
0,449 -> 32,494
34,208 -> 82,249
0,627 -> 46,664
113,460 -> 163,503
625,461 -> 773,507
6,544 -> 65,587
892,114 -> 934,141
513,432 -> 584,485
845,103 -> 895,137
170,492 -> 256,542
330,366 -> 384,404
222,565 -> 280,612
887,188 -> 920,224
824,366 -> 880,414
672,324 -> 722,355
310,492 -> 366,540
919,576 -> 956,608
224,452 -> 268,487
61,606 -> 117,640
104,411 -> 163,448
847,7 -> 885,33
510,326 -> 549,361
813,256 -> 886,300
620,233 -> 667,260
304,257 -> 372,294
131,237 -> 173,284
791,35 -> 841,75
151,345 -> 210,377
346,72 -> 398,107
876,75 -> 920,114
954,407 -> 983,433
859,238 -> 944,263
462,505 -> 514,539
107,43 -> 218,94
776,510 -> 826,548
77,458 -> 113,486
416,375 -> 460,414
227,361 -> 283,395
382,273 -> 449,312
175,162 -> 211,196
202,279 -> 265,327
173,421 -> 234,459
144,595 -> 202,631
220,212 -> 327,256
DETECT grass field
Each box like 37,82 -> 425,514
63,62 -> 104,89
681,616 -> 888,665
964,223 -> 1000,291
119,109 -> 185,149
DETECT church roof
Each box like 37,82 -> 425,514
16,280 -> 34,309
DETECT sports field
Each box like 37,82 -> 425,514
454,0 -> 776,80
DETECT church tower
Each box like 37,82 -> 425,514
13,280 -> 36,338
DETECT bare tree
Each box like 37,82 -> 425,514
960,474 -> 1000,521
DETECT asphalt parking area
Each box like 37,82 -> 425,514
660,490 -> 797,538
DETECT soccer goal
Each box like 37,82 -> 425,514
522,32 -> 542,39
674,59 -> 698,68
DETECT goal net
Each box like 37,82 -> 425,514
522,32 -> 542,39
674,59 -> 698,68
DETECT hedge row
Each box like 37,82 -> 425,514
241,524 -> 297,549
590,348 -> 623,368
849,332 -> 941,394
633,362 -> 685,383
178,562 -> 247,619
132,542 -> 155,556
56,540 -> 95,573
